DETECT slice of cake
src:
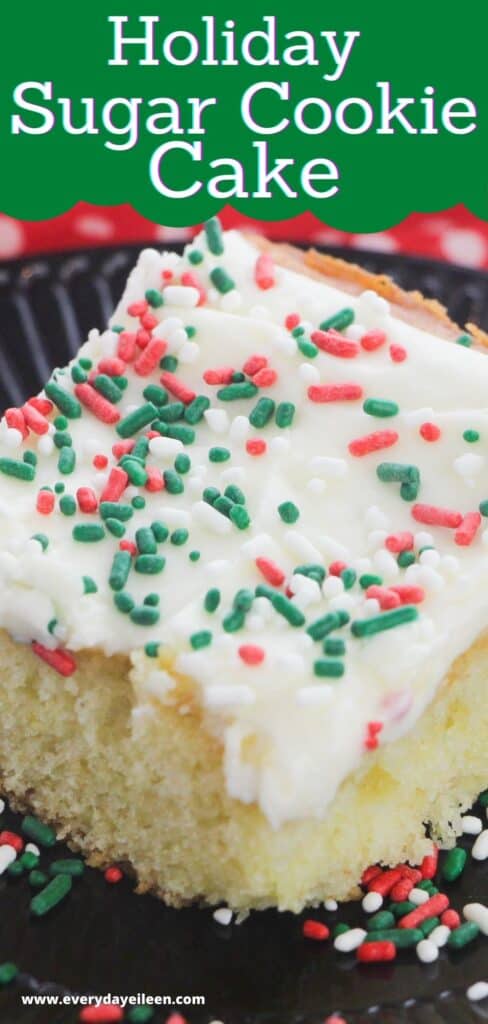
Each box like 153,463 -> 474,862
0,220 -> 486,911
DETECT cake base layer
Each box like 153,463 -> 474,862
0,629 -> 486,911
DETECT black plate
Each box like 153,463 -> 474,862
0,244 -> 486,1024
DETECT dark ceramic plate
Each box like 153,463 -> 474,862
0,245 -> 486,1024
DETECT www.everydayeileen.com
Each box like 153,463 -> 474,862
20,992 -> 206,1009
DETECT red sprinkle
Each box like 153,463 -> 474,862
246,439 -> 267,456
253,367 -> 278,388
349,430 -> 399,457
361,328 -> 387,352
238,644 -> 265,666
361,864 -> 382,887
311,329 -> 359,358
243,354 -> 268,377
420,422 -> 441,442
36,490 -> 55,515
79,1008 -> 124,1023
364,721 -> 384,751
28,397 -> 53,416
441,908 -> 461,929
390,878 -> 414,902
254,252 -> 276,290
32,642 -> 77,678
104,866 -> 123,884
421,846 -> 439,880
365,585 -> 401,610
134,337 -> 167,377
255,557 -> 285,587
97,357 -> 126,377
22,403 -> 50,435
5,408 -> 28,438
93,454 -> 108,470
74,383 -> 120,425
101,467 -> 129,503
0,831 -> 24,853
162,269 -> 173,282
136,329 -> 152,350
112,440 -> 134,460
181,270 -> 207,305
140,312 -> 158,332
399,893 -> 449,929
455,511 -> 481,547
390,584 -> 425,604
119,540 -> 137,556
357,940 -> 396,962
117,331 -> 137,362
390,344 -> 407,362
398,865 -> 422,884
368,867 -> 403,896
308,383 -> 363,403
203,366 -> 234,385
166,1016 -> 188,1024
302,919 -> 330,941
385,531 -> 414,553
412,504 -> 462,529
127,300 -> 148,318
160,371 -> 196,405
285,313 -> 300,330
145,466 -> 165,492
77,487 -> 98,514
329,560 -> 347,577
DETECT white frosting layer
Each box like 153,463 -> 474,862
0,227 -> 487,827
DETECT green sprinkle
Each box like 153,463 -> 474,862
364,928 -> 423,948
204,217 -> 224,255
314,659 -> 344,678
151,521 -> 169,543
0,962 -> 18,985
398,551 -> 415,568
377,462 -> 417,483
442,846 -> 467,881
205,588 -> 221,613
232,371 -> 246,383
333,923 -> 350,938
0,458 -> 35,481
189,550 -> 200,562
391,900 -> 416,918
114,592 -> 134,614
105,518 -> 126,538
275,402 -> 296,429
83,576 -> 98,594
292,325 -> 305,338
30,874 -> 72,917
24,450 -> 37,467
250,397 -> 275,428
188,248 -> 203,265
163,469 -> 184,494
210,266 -> 235,294
32,533 -> 49,551
109,551 -> 132,592
79,358 -> 92,370
363,398 -> 399,418
19,851 -> 39,870
29,869 -> 49,888
144,594 -> 160,607
421,916 -> 440,937
319,307 -> 354,332
132,437 -> 149,463
130,605 -> 160,626
116,403 -> 158,438
155,422 -> 195,445
234,588 -> 254,612
171,528 -> 189,546
185,395 -> 210,424
8,860 -> 24,877
54,482 -> 65,494
463,429 -> 480,443
190,630 -> 212,650
209,446 -> 231,463
359,573 -> 383,588
229,504 -> 251,530
324,637 -> 345,656
294,564 -> 326,585
157,401 -> 185,423
479,788 -> 488,807
351,605 -> 418,638
217,382 -> 258,401
224,484 -> 245,505
127,1008 -> 155,1023
341,568 -> 356,590
135,555 -> 165,575
479,500 -> 488,517
278,501 -> 299,524
47,618 -> 58,636
213,496 -> 233,517
22,815 -> 56,847
145,642 -> 160,657
448,921 -> 479,948
145,287 -> 164,307
114,376 -> 128,391
58,447 -> 76,475
367,910 -> 396,931
223,609 -> 246,633
71,364 -> 87,384
54,415 -> 68,430
175,453 -> 191,474
256,586 -> 305,627
143,384 -> 168,407
100,502 -> 133,522
59,495 -> 76,516
185,325 -> 197,338
456,333 -> 473,347
119,457 -> 148,486
49,859 -> 84,878
93,374 -> 123,403
160,355 -> 178,372
44,381 -> 81,419
53,431 -> 72,449
203,486 -> 220,505
307,610 -> 350,641
72,524 -> 105,543
298,337 -> 320,359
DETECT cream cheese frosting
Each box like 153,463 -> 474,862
0,222 -> 487,828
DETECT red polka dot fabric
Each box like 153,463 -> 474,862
0,203 -> 487,268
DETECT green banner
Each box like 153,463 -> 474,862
0,0 -> 485,229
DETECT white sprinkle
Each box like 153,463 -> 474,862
220,289 -> 242,313
205,685 -> 255,708
416,939 -> 438,963
462,815 -> 483,836
0,799 -> 4,814
363,598 -> 381,616
429,924 -> 450,948
415,531 -> 433,549
2,427 -> 23,449
367,529 -> 388,551
285,531 -> 322,563
25,843 -> 40,856
220,466 -> 246,485
149,436 -> 183,459
178,341 -> 199,364
163,285 -> 199,307
322,576 -> 345,598
307,477 -> 326,495
345,323 -> 366,342
296,685 -> 335,706
324,899 -> 338,912
334,928 -> 367,953
418,548 -> 440,568
205,559 -> 232,576
467,981 -> 488,1002
242,533 -> 276,559
373,549 -> 400,579
454,453 -> 484,478
0,845 -> 16,875
364,505 -> 390,531
204,409 -> 229,434
442,554 -> 460,576
38,435 -> 54,456
310,456 -> 348,479
213,907 -> 233,926
472,829 -> 488,861
463,902 -> 488,935
192,501 -> 232,535
415,565 -> 444,591
362,891 -> 383,913
229,415 -> 250,443
410,888 -> 430,905
269,436 -> 290,455
299,362 -> 320,384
